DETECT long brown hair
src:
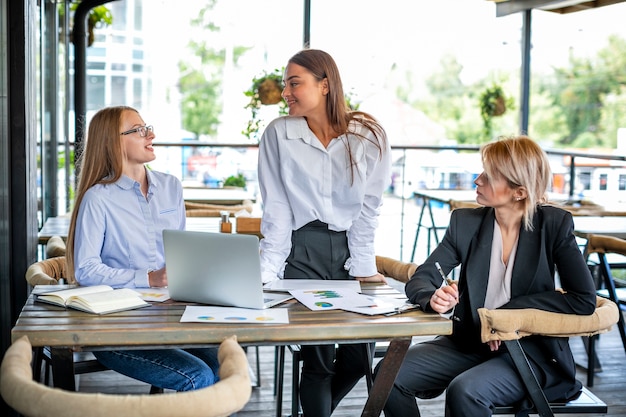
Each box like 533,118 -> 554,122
65,106 -> 137,280
288,49 -> 387,182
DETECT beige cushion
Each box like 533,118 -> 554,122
46,236 -> 66,258
0,335 -> 251,417
586,233 -> 626,256
375,256 -> 418,283
478,296 -> 619,343
25,257 -> 68,286
184,200 -> 253,216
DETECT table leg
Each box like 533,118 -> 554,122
50,347 -> 76,391
361,337 -> 411,417
275,345 -> 285,417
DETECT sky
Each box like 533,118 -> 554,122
144,0 -> 626,143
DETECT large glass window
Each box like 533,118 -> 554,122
87,75 -> 105,110
34,0 -> 626,226
111,76 -> 127,104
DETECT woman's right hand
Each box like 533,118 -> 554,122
429,282 -> 458,314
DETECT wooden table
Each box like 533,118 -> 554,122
573,216 -> 626,240
12,295 -> 452,417
38,216 -> 221,244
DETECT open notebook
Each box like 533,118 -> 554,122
163,229 -> 292,309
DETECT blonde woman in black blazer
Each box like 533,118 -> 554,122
380,136 -> 597,417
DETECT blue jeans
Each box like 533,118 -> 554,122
94,347 -> 220,391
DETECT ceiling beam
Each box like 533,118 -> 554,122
488,0 -> 625,16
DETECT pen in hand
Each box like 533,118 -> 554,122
435,262 -> 454,287
434,261 -> 459,321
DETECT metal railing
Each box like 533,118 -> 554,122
42,141 -> 626,260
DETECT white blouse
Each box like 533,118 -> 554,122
484,219 -> 518,309
257,116 -> 391,283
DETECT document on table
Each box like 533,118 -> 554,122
289,288 -> 409,316
134,287 -> 170,302
180,306 -> 289,324
263,279 -> 361,293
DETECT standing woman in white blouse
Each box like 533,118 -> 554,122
257,49 -> 391,417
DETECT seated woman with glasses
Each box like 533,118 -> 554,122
65,106 -> 220,392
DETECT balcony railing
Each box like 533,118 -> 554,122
41,141 -> 626,261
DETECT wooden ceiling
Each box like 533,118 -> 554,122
487,0 -> 626,16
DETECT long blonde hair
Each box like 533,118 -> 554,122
481,135 -> 552,231
66,106 -> 137,280
288,49 -> 387,183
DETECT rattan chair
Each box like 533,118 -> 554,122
479,295 -> 617,416
25,254 -> 165,393
1,335 -> 251,417
583,233 -> 626,386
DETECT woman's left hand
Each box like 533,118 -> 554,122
488,340 -> 501,351
356,273 -> 387,284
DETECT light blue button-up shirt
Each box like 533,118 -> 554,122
258,116 -> 391,283
74,169 -> 185,288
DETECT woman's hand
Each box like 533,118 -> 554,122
429,282 -> 458,314
356,273 -> 387,284
488,340 -> 501,351
148,267 -> 168,288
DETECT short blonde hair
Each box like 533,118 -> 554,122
480,135 -> 551,231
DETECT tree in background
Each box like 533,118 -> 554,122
178,0 -> 248,140
414,54 -> 518,144
596,35 -> 626,148
539,34 -> 626,148
407,35 -> 626,149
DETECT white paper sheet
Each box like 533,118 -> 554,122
133,287 -> 171,302
180,306 -> 289,324
289,288 -> 409,315
263,279 -> 361,293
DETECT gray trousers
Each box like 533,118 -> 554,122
285,220 -> 372,417
377,335 -> 534,417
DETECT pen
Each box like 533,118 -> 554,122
435,261 -> 448,287
434,261 -> 460,321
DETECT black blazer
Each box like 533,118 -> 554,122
405,205 -> 597,401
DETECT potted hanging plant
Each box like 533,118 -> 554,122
59,3 -> 113,47
479,84 -> 512,138
243,68 -> 288,140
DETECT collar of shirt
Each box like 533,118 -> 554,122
114,168 -> 157,201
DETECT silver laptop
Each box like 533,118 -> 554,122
163,229 -> 292,309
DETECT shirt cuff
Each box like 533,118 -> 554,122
346,256 -> 378,278
134,269 -> 150,288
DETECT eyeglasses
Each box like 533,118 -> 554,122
120,125 -> 154,137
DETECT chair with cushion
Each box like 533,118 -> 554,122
1,335 -> 251,417
25,256 -> 163,393
275,255 -> 418,417
582,233 -> 626,386
478,295 -> 618,416
45,235 -> 67,258
584,234 -> 626,387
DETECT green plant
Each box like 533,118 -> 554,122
243,68 -> 288,140
479,84 -> 512,138
223,173 -> 246,188
59,3 -> 113,47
